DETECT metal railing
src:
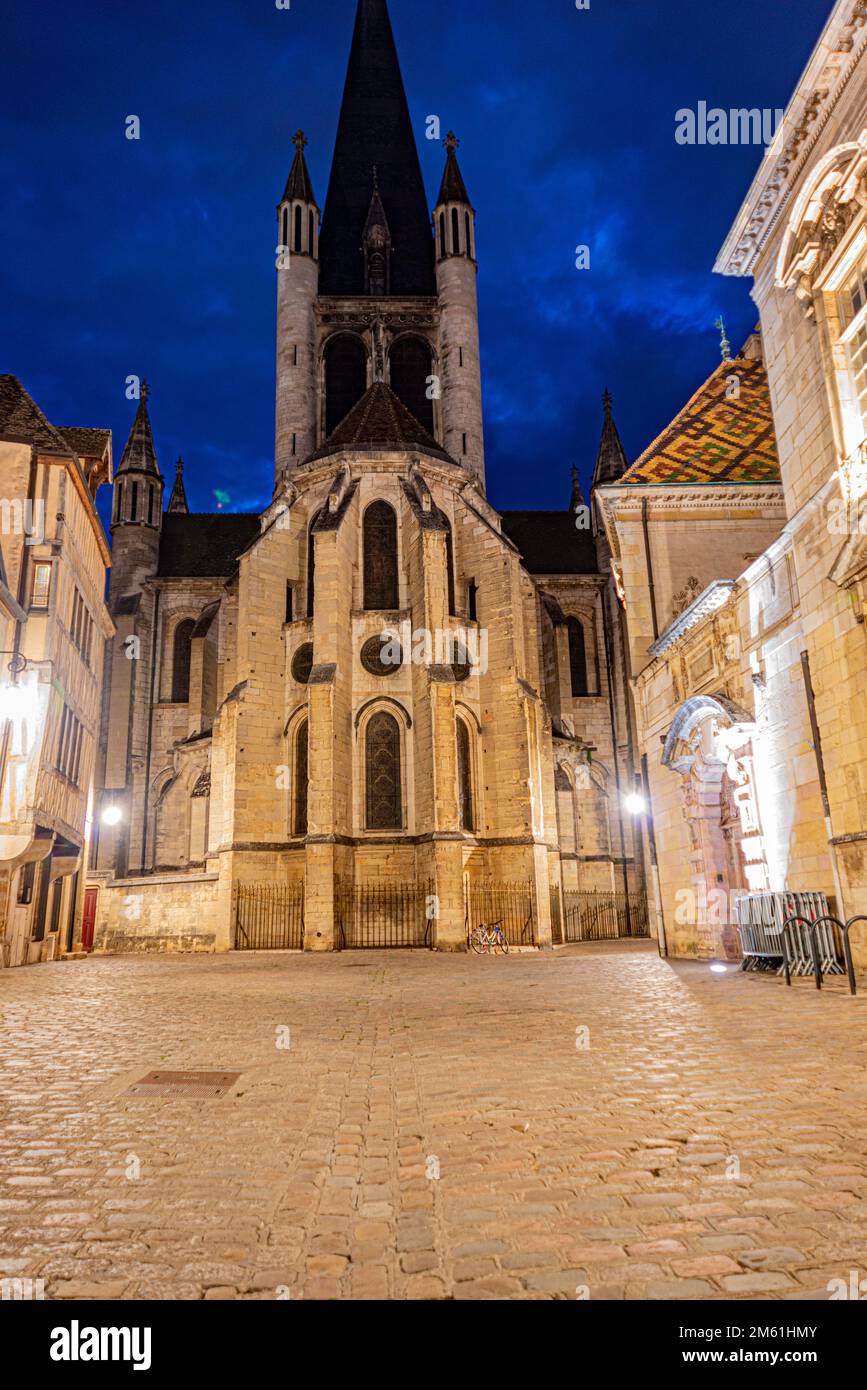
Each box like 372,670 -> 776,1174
233,882 -> 304,951
336,880 -> 434,950
464,880 -> 537,947
562,889 -> 650,942
736,891 -> 843,975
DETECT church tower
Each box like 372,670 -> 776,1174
108,384 -> 163,602
433,132 -> 485,486
275,131 -> 320,483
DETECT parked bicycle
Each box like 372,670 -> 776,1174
469,919 -> 510,955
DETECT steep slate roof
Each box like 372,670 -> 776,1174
117,390 -> 160,477
0,374 -> 76,456
318,0 -> 436,296
500,511 -> 598,576
308,382 -> 456,463
58,426 -> 111,459
282,133 -> 317,205
593,390 -> 630,487
157,513 -> 260,578
619,356 -> 781,486
436,137 -> 471,207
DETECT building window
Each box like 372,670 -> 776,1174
567,618 -> 588,696
282,207 -> 288,250
457,718 -> 475,831
468,580 -> 478,622
171,619 -> 196,702
307,511 -> 321,617
389,336 -> 434,433
465,211 -> 473,259
17,860 -> 35,905
49,877 -> 63,934
308,210 -> 314,255
130,480 -> 138,521
365,711 -> 402,830
443,517 -> 456,617
113,482 -> 122,524
70,588 -> 94,667
324,334 -> 367,437
439,212 -> 446,258
294,719 -> 309,837
452,207 -> 460,255
30,562 -> 52,609
839,253 -> 867,432
294,205 -> 303,254
147,484 -> 155,526
363,501 -> 399,610
57,705 -> 85,785
285,583 -> 294,624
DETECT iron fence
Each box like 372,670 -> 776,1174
464,880 -> 537,947
336,880 -> 434,949
550,884 -> 564,945
562,889 -> 649,942
234,882 -> 304,951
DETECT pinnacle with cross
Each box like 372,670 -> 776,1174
444,132 -> 460,152
292,129 -> 308,153
715,316 -> 732,362
602,387 -> 612,417
141,380 -> 150,403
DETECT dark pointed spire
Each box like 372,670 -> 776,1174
319,0 -> 435,296
436,132 -> 471,206
592,388 -> 629,488
117,382 -> 159,477
167,457 -> 189,514
282,129 -> 317,205
571,465 -> 585,513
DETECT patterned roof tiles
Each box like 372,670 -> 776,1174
618,356 -> 780,486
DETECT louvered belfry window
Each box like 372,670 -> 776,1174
363,501 -> 399,610
294,720 -> 309,837
365,711 -> 402,830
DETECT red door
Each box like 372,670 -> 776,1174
81,888 -> 98,951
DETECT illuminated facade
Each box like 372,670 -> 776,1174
0,376 -> 113,966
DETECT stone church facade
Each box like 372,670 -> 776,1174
88,0 -> 644,953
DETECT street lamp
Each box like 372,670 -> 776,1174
102,805 -> 123,827
625,792 -> 646,816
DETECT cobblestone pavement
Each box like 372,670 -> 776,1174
2,941 -> 867,1301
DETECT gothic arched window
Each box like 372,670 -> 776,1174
282,207 -> 288,250
389,336 -> 434,433
442,517 -> 456,617
324,334 -> 367,437
172,619 -> 196,703
465,211 -> 473,259
567,618 -> 588,697
363,500 -> 399,610
308,210 -> 314,255
294,205 -> 303,253
452,207 -> 460,255
307,511 -> 321,618
365,711 -> 402,830
457,718 -> 475,831
294,719 -> 309,836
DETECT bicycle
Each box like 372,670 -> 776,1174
469,919 -> 510,955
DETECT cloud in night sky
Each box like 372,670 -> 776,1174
0,0 -> 833,530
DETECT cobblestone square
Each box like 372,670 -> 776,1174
2,941 -> 866,1301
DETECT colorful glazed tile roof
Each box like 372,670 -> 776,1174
618,356 -> 781,486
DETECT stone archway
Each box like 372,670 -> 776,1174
663,694 -> 767,959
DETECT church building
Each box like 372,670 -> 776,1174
88,0 -> 645,952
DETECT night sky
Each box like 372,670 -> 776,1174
1,0 -> 832,531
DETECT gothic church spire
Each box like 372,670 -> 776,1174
592,388 -> 629,488
318,0 -> 435,296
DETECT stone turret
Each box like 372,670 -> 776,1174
109,383 -> 163,601
434,133 -> 485,488
275,130 -> 320,485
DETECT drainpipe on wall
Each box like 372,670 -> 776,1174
140,588 -> 161,873
800,649 -> 846,918
641,496 -> 659,642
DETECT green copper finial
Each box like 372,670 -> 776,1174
715,316 -> 732,362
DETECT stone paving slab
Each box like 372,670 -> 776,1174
1,941 -> 866,1301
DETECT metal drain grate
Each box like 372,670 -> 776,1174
125,1070 -> 241,1099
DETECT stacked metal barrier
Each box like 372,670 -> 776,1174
735,891 -> 843,975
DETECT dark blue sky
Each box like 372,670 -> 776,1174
0,0 -> 831,527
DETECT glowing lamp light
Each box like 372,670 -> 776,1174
624,793 -> 646,816
0,682 -> 31,724
102,806 -> 123,827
